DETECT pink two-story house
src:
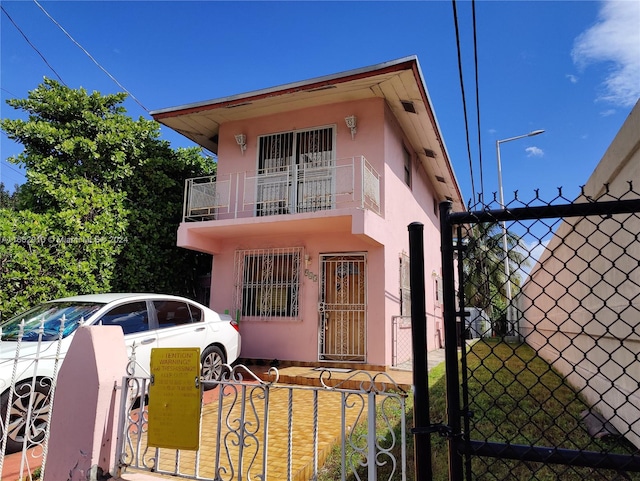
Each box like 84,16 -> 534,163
150,56 -> 464,369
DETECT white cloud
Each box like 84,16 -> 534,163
572,0 -> 640,107
566,74 -> 578,84
600,109 -> 616,117
525,146 -> 544,157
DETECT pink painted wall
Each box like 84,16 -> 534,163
380,102 -> 444,357
200,97 -> 445,366
44,326 -> 128,480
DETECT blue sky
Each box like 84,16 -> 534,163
1,0 -> 639,208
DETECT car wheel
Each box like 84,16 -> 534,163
0,379 -> 52,453
200,345 -> 226,389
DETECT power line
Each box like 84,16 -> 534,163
451,0 -> 477,205
471,0 -> 485,201
1,160 -> 25,177
1,87 -> 19,98
1,5 -> 66,85
32,0 -> 149,113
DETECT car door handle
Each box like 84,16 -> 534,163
195,327 -> 206,332
141,338 -> 156,345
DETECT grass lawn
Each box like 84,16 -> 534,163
319,340 -> 639,480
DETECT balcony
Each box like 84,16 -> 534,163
183,156 -> 381,222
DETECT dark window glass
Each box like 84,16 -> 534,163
153,300 -> 194,328
99,301 -> 149,335
403,147 -> 412,187
0,301 -> 104,341
188,303 -> 203,322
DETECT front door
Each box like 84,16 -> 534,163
318,254 -> 366,362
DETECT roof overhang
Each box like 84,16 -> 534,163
150,56 -> 464,211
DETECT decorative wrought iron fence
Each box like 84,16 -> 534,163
433,184 -> 640,480
115,364 -> 409,481
0,318 -> 66,481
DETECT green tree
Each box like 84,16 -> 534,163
462,222 -> 527,326
112,146 -> 216,296
0,182 -> 19,209
0,79 -> 215,316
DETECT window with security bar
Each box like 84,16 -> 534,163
400,252 -> 411,317
257,127 -> 335,216
234,247 -> 302,318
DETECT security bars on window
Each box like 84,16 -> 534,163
233,247 -> 303,319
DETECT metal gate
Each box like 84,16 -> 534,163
318,254 -> 367,362
115,365 -> 408,481
413,185 -> 640,480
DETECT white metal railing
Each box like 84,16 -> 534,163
0,318 -> 67,481
115,364 -> 408,481
183,156 -> 381,222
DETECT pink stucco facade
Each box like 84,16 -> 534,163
153,57 -> 463,368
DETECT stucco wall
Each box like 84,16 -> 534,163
202,97 -> 446,366
519,100 -> 640,448
381,102 -> 444,355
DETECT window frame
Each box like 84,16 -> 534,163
402,146 -> 412,188
256,126 -> 336,216
234,247 -> 303,320
400,252 -> 411,318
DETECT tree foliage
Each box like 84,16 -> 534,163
0,79 -> 215,317
0,183 -> 20,210
462,222 -> 528,323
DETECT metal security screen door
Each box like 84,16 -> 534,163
257,127 -> 334,216
319,254 -> 367,362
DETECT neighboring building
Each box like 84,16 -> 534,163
150,56 -> 464,369
518,100 -> 640,447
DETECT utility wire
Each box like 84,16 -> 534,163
1,160 -> 24,176
451,0 -> 477,205
1,87 -> 19,98
471,0 -> 485,201
1,5 -> 66,85
32,0 -> 149,113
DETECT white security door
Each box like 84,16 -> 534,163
257,132 -> 294,216
295,128 -> 334,212
257,127 -> 335,216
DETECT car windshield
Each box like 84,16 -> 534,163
0,301 -> 105,341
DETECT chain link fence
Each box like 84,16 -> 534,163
439,184 -> 640,480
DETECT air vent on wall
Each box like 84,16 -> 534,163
401,100 -> 416,113
435,176 -> 446,183
424,149 -> 436,158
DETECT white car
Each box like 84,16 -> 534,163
0,293 -> 241,453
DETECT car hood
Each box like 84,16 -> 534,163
0,339 -> 69,362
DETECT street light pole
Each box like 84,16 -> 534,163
496,129 -> 544,339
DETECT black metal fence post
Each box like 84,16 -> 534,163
408,221 -> 431,480
440,201 -> 464,481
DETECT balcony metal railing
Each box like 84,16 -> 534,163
183,156 -> 381,222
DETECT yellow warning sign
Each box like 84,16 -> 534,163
148,347 -> 201,450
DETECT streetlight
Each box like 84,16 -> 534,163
496,129 -> 544,340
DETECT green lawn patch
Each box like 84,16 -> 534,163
319,341 -> 639,480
